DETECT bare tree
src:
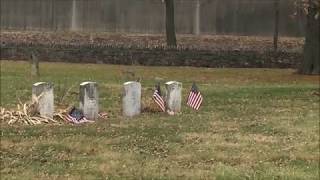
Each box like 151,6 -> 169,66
164,0 -> 177,47
30,51 -> 40,77
194,0 -> 200,35
273,0 -> 280,52
297,0 -> 319,75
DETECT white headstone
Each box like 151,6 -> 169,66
122,81 -> 141,117
165,81 -> 182,113
79,81 -> 99,120
32,82 -> 54,118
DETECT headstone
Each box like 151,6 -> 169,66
79,82 -> 99,120
122,81 -> 141,117
32,82 -> 54,118
165,81 -> 182,113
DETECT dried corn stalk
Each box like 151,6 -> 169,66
0,94 -> 69,125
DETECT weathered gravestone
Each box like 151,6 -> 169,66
122,81 -> 141,117
32,82 -> 54,118
165,81 -> 182,114
79,82 -> 99,120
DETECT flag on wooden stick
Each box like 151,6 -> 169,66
152,83 -> 165,112
187,82 -> 203,110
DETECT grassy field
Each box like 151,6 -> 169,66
0,60 -> 319,179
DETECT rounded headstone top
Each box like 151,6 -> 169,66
33,82 -> 53,89
123,81 -> 140,86
80,81 -> 97,86
33,82 -> 47,86
165,81 -> 182,85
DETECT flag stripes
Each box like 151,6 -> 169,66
187,83 -> 203,110
66,108 -> 94,124
66,114 -> 78,123
153,89 -> 166,112
187,91 -> 203,110
66,114 -> 93,124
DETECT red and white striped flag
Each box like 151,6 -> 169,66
66,107 -> 94,124
187,83 -> 203,110
153,83 -> 165,112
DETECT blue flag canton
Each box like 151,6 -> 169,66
155,84 -> 162,95
191,83 -> 199,93
69,107 -> 84,121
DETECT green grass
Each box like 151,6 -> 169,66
1,60 -> 319,179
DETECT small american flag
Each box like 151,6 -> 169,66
66,107 -> 93,124
153,83 -> 165,112
187,83 -> 203,110
66,113 -> 79,123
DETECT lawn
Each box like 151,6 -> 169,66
0,60 -> 319,179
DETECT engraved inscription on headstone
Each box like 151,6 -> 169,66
122,81 -> 141,117
32,82 -> 54,118
79,81 -> 99,120
165,81 -> 182,114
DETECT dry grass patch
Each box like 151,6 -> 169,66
1,61 -> 319,179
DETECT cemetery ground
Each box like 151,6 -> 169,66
0,60 -> 319,179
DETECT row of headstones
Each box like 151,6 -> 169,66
32,81 -> 182,119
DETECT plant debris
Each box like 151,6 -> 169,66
1,95 -> 80,125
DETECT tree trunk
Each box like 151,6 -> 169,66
193,0 -> 200,35
71,0 -> 78,31
165,0 -> 177,47
30,51 -> 40,77
300,1 -> 320,75
273,0 -> 279,52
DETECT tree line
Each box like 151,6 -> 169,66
164,0 -> 319,75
